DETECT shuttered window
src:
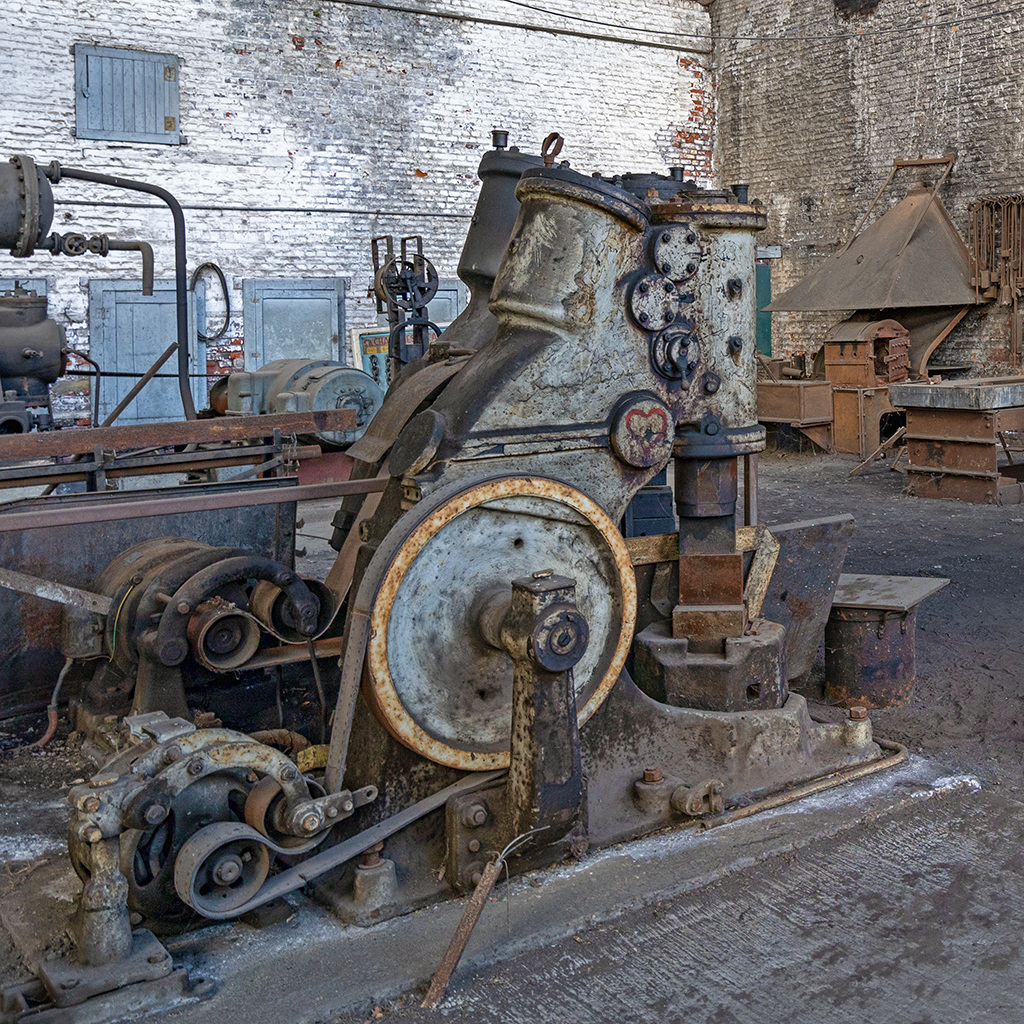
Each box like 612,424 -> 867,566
74,45 -> 181,145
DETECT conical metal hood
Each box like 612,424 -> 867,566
767,189 -> 978,311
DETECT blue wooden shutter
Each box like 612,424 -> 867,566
74,45 -> 180,145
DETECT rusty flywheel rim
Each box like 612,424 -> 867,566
363,475 -> 637,770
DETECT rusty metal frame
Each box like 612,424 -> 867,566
0,477 -> 386,533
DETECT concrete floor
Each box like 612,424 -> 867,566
1,448 -> 1021,1023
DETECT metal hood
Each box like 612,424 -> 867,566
767,188 -> 978,311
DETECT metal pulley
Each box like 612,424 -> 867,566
373,252 -> 439,311
355,474 -> 637,770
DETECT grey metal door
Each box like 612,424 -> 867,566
242,279 -> 345,368
88,279 -> 204,424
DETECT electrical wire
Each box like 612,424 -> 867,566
190,262 -> 230,343
491,0 -> 1023,42
15,658 -> 73,751
307,637 -> 327,745
317,0 -> 1024,45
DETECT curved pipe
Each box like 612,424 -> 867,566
106,239 -> 154,295
56,166 -> 196,419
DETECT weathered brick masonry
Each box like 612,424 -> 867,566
1,0 -> 713,420
711,0 -> 1023,368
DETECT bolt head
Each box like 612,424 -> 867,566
144,803 -> 168,825
82,825 -> 103,844
468,838 -> 481,853
642,767 -> 664,784
176,601 -> 191,616
849,705 -> 869,722
186,758 -> 204,776
300,813 -> 321,832
342,800 -> 354,813
281,766 -> 299,782
80,795 -> 101,813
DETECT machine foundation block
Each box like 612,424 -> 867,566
633,619 -> 788,712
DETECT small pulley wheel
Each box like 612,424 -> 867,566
174,822 -> 271,917
244,775 -> 326,853
374,256 -> 439,310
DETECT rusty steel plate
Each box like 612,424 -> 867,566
364,475 -> 636,770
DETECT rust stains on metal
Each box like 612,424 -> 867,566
363,475 -> 637,771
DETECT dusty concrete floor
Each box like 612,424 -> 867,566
0,449 -> 1021,1022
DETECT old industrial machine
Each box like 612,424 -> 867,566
0,139 -> 898,1019
208,357 -> 385,447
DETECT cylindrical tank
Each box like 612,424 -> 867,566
0,286 -> 67,386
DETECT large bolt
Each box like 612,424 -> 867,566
187,758 -> 204,776
281,766 -> 299,782
360,841 -> 384,869
642,767 -> 664,784
468,838 -> 481,853
849,705 -> 869,722
462,803 -> 487,828
144,803 -> 168,826
300,813 -> 321,833
176,601 -> 191,616
81,825 -> 103,844
79,794 -> 101,813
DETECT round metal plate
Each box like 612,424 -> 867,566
364,476 -> 636,770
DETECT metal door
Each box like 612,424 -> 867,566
88,279 -> 204,424
242,279 -> 345,368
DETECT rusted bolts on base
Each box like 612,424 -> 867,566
642,767 -> 664,784
300,813 -> 322,833
80,824 -> 103,844
186,757 -> 204,776
849,705 -> 869,722
79,794 -> 101,814
462,803 -> 488,828
361,841 -> 385,869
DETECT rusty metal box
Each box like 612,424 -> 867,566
757,380 -> 833,425
832,386 -> 896,458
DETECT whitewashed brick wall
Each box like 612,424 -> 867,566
1,0 -> 712,420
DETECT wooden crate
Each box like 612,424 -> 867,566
758,380 -> 833,424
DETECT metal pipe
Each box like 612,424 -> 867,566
105,239 -> 154,295
698,737 -> 908,831
57,167 -> 196,419
66,348 -> 102,426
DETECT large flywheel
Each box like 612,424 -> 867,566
361,475 -> 636,770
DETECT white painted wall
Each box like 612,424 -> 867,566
2,0 -> 712,420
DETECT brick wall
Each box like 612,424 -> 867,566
1,0 -> 712,422
711,0 -> 1024,370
